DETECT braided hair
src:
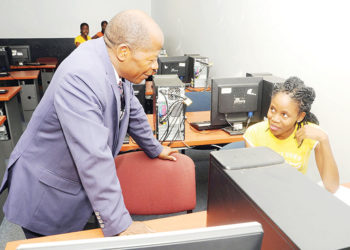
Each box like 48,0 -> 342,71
272,77 -> 319,129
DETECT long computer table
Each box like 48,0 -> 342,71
121,111 -> 243,151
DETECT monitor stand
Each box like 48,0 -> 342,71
222,126 -> 246,135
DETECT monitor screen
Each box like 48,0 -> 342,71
17,222 -> 263,250
133,83 -> 146,110
9,45 -> 31,65
211,77 -> 263,128
157,56 -> 194,83
0,50 -> 10,73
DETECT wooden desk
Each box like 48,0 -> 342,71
0,86 -> 22,102
0,86 -> 23,222
0,86 -> 23,150
6,211 -> 207,250
0,70 -> 40,81
121,111 -> 243,151
10,62 -> 58,94
0,116 -> 5,126
0,70 -> 40,122
10,64 -> 57,70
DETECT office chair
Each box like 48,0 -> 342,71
185,91 -> 211,112
115,151 -> 196,215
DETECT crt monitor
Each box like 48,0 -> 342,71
16,222 -> 263,250
9,45 -> 31,65
157,56 -> 194,83
211,77 -> 264,134
0,49 -> 10,76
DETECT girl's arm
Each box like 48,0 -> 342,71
296,126 -> 339,193
314,136 -> 339,193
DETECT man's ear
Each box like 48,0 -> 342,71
297,111 -> 306,123
116,44 -> 130,61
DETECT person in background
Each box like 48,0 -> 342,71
244,77 -> 339,193
92,20 -> 108,39
75,22 -> 91,47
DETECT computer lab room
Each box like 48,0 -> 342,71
0,0 -> 350,249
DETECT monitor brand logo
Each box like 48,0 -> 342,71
247,89 -> 256,95
234,98 -> 246,104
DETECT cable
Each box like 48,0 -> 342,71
168,111 -> 185,146
224,112 -> 254,134
245,111 -> 254,129
159,101 -> 183,142
161,105 -> 182,143
159,100 -> 183,123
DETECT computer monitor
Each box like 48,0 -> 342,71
133,83 -> 146,110
157,56 -> 194,83
16,222 -> 263,250
211,77 -> 264,134
9,45 -> 31,65
0,49 -> 10,76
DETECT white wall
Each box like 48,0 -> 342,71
0,0 -> 151,38
152,0 -> 350,183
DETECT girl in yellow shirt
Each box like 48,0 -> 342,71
244,77 -> 339,193
75,23 -> 91,47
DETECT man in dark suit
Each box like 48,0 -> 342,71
0,9 -> 179,238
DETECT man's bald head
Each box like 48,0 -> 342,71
104,10 -> 164,51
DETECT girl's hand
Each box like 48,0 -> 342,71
295,125 -> 328,146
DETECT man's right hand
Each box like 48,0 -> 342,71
118,221 -> 155,236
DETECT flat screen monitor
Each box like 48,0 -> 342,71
9,45 -> 31,65
16,222 -> 263,250
133,83 -> 146,110
0,50 -> 10,75
211,77 -> 263,133
157,56 -> 194,83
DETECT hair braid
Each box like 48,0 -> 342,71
272,76 -> 319,127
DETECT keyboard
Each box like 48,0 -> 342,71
23,62 -> 46,66
190,121 -> 226,131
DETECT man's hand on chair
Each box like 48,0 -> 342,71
118,221 -> 155,236
158,146 -> 178,161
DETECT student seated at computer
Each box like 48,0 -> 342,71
75,23 -> 91,47
92,20 -> 108,39
243,77 -> 339,193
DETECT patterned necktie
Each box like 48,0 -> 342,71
118,79 -> 125,120
118,79 -> 124,96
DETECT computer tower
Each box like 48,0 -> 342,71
260,76 -> 285,119
0,49 -> 10,75
246,72 -> 272,77
132,83 -> 146,111
190,55 -> 210,88
246,74 -> 285,119
153,75 -> 185,142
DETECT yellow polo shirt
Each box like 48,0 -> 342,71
243,120 -> 319,174
74,35 -> 91,45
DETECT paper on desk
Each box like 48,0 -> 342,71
318,181 -> 350,207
